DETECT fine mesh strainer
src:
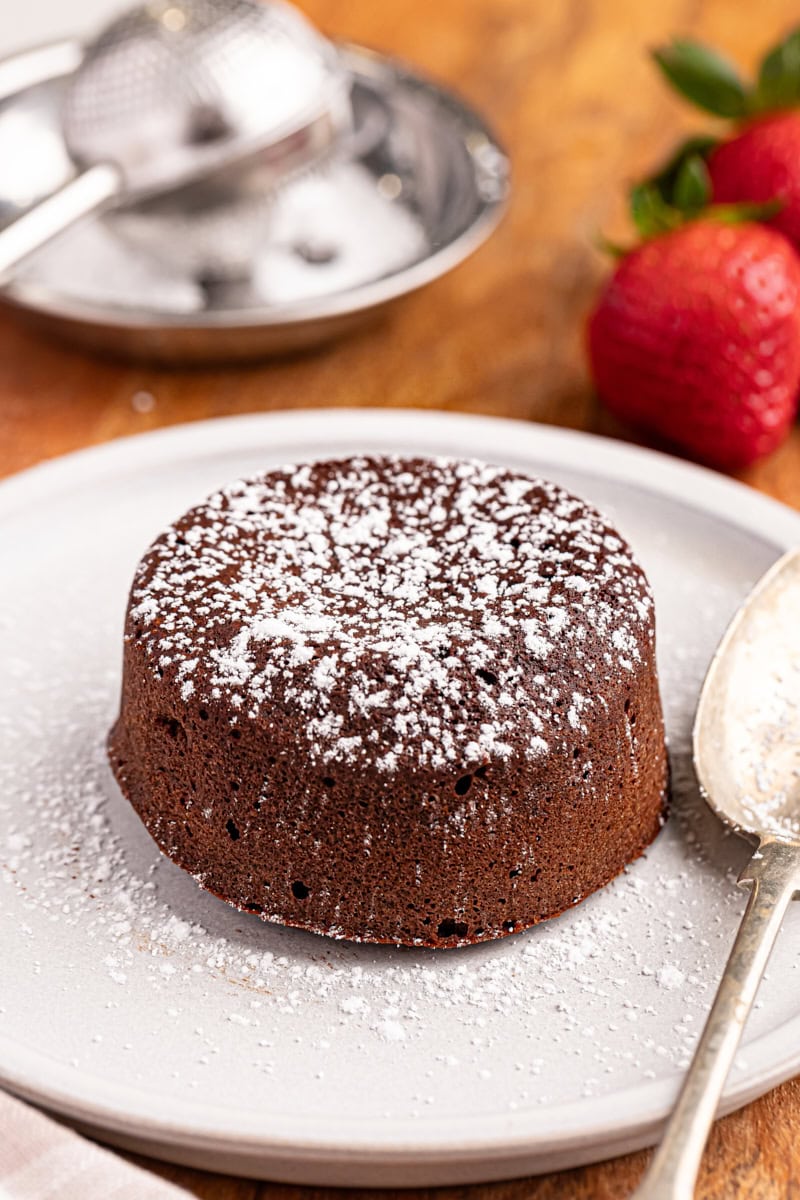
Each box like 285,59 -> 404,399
0,0 -> 351,279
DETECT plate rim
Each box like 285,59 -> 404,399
2,407 -> 800,1172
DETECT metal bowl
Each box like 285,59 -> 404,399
0,39 -> 509,364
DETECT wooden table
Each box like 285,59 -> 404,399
3,0 -> 800,1195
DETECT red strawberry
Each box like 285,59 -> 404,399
653,32 -> 800,249
708,112 -> 800,248
588,219 -> 800,470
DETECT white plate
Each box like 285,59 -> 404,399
1,409 -> 799,1188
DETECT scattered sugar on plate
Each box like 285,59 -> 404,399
1,449 -> 797,1129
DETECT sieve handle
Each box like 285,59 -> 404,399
0,162 -> 121,279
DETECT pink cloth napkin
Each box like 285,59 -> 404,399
0,1090 -> 189,1199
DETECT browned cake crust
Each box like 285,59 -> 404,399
108,456 -> 668,948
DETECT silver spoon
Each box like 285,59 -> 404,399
634,548 -> 800,1199
0,0 -> 350,279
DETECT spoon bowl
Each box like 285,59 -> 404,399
694,549 -> 800,845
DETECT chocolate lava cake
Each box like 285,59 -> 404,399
108,456 -> 668,948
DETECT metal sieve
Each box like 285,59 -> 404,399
0,0 -> 351,279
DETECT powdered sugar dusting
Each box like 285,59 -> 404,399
703,559 -> 800,839
129,456 -> 652,772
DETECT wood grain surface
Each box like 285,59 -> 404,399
3,0 -> 800,1195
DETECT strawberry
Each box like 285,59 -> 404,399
708,112 -> 800,247
653,30 -> 800,249
588,167 -> 800,469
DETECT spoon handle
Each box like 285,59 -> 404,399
0,162 -> 121,279
632,838 -> 800,1200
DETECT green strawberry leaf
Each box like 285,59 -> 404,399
600,191 -> 781,258
650,135 -> 718,188
652,39 -> 750,117
629,183 -> 681,239
756,27 -> 800,110
673,153 -> 712,212
639,137 -> 717,214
